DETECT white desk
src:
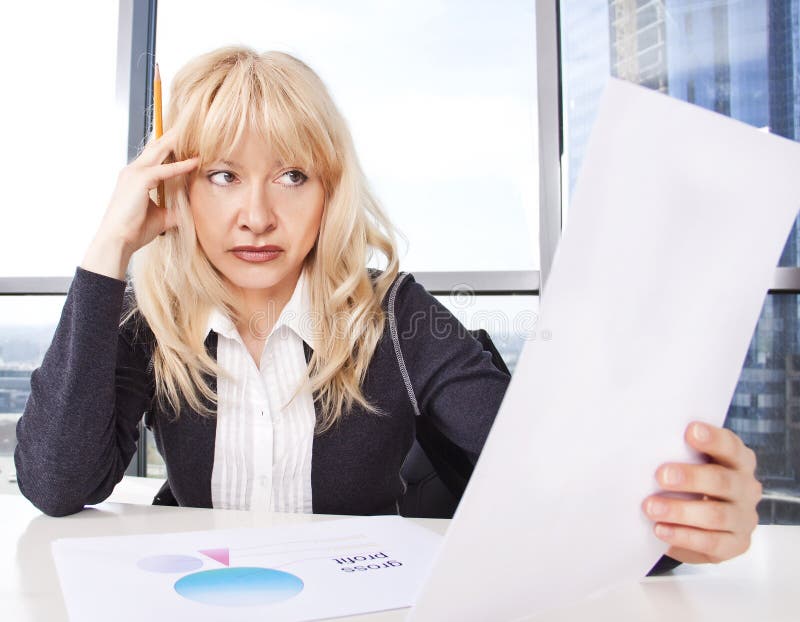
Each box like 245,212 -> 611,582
2,491 -> 798,621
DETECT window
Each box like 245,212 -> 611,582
0,2 -> 126,277
155,0 -> 541,272
560,0 -> 800,522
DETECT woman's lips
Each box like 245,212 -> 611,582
231,249 -> 283,263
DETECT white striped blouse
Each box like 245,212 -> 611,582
206,268 -> 318,513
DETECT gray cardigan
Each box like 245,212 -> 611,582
14,266 -> 510,517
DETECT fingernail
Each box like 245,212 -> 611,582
662,466 -> 683,485
655,524 -> 674,539
647,499 -> 668,517
693,423 -> 711,443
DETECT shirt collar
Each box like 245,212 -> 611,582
205,267 -> 318,351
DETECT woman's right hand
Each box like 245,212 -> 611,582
103,128 -> 199,251
81,128 -> 199,280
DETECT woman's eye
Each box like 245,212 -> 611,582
208,171 -> 236,186
278,169 -> 308,187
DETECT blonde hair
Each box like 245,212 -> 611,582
124,46 -> 402,432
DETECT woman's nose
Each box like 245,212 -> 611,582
237,183 -> 277,233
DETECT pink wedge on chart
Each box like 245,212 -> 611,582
198,549 -> 229,566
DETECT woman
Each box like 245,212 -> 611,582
15,47 -> 760,568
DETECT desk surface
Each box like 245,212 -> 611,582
2,491 -> 798,622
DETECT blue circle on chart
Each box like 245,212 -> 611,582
174,567 -> 304,607
137,554 -> 203,573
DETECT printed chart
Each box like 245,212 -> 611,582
52,516 -> 441,622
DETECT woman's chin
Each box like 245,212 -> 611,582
220,266 -> 291,292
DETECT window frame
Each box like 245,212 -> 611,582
6,1 -> 796,480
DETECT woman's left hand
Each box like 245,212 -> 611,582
642,421 -> 763,564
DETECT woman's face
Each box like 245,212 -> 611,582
188,126 -> 325,298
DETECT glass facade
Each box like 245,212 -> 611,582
0,297 -> 64,493
561,0 -> 800,522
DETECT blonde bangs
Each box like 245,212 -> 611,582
171,51 -> 339,191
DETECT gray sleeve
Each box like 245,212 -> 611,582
14,266 -> 153,516
391,273 -> 511,461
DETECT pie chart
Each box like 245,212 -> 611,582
173,567 -> 304,607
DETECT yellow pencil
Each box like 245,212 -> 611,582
154,63 -> 165,211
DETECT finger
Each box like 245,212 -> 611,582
656,462 -> 743,502
143,157 -> 199,189
685,422 -> 755,471
136,127 -> 179,167
652,523 -> 751,563
643,495 -> 740,532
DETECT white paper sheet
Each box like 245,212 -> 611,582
51,515 -> 440,622
408,78 -> 800,621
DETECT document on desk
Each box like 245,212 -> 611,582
409,77 -> 800,621
51,515 -> 439,621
